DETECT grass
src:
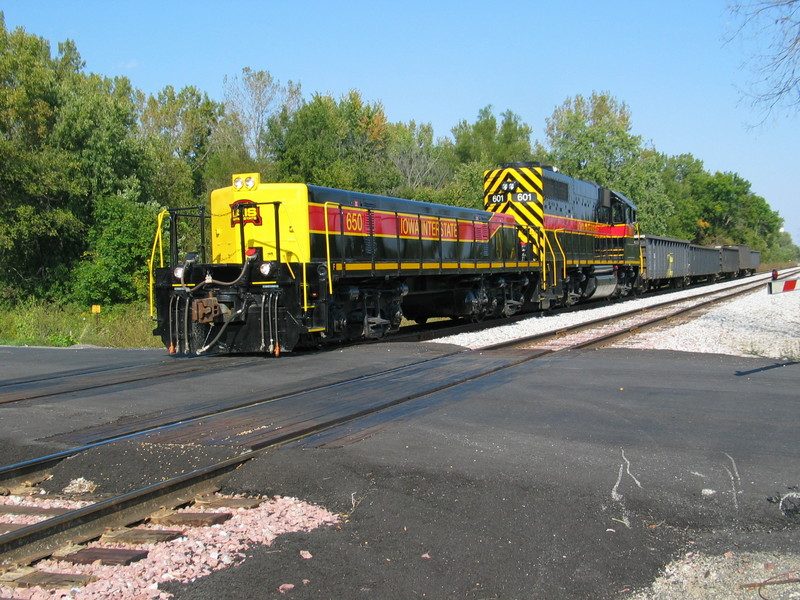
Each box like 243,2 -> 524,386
0,300 -> 161,349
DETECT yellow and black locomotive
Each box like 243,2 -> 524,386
149,162 -> 752,356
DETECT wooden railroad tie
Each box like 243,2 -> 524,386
100,527 -> 184,545
0,567 -> 96,589
60,547 -> 149,566
148,509 -> 232,527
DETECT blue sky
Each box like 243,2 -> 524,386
4,0 -> 799,243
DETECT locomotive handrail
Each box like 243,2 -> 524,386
491,221 -> 502,270
543,233 -> 555,289
322,202 -> 338,295
437,216 -> 443,272
231,200 -> 284,266
550,229 -> 567,280
368,208 -> 376,273
540,231 -> 548,290
417,214 -> 423,273
165,206 -> 208,267
147,209 -> 170,318
539,231 -> 562,290
516,224 -> 535,267
456,217 -> 462,273
394,211 -> 402,276
635,221 -> 644,275
498,222 -> 506,270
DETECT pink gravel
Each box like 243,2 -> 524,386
0,495 -> 93,526
0,494 -> 339,600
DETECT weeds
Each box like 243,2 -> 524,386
0,300 -> 160,348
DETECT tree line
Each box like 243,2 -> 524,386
1,16 -> 797,306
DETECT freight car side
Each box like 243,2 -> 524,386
639,236 -> 759,290
637,235 -> 691,289
689,244 -> 722,282
726,244 -> 760,275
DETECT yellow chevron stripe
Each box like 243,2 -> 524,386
483,165 -> 549,261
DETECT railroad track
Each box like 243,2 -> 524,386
0,271 -> 788,588
489,269 -> 792,353
1,270 -> 790,408
0,355 -> 269,405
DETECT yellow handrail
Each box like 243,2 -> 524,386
541,234 -> 553,290
550,229 -> 567,279
147,210 -> 169,318
635,222 -> 644,276
538,228 -> 548,290
322,202 -> 338,295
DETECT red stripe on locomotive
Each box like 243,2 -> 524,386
308,204 -> 515,241
543,214 -> 634,237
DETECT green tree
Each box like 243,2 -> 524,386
684,171 -> 782,250
614,150 -> 673,236
451,106 -> 533,167
537,91 -> 642,185
660,153 -> 707,239
50,71 -> 159,304
202,115 -> 255,193
536,92 -> 674,234
71,180 -> 161,305
386,120 -> 448,197
413,161 -> 486,210
138,85 -> 222,204
266,90 -> 399,193
0,17 -> 163,304
767,230 -> 800,262
223,67 -> 300,165
0,18 -> 87,299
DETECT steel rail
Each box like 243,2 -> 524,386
0,452 -> 253,567
0,353 -> 464,489
0,355 -> 266,405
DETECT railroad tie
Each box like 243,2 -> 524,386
59,546 -> 150,566
0,505 -> 71,516
100,527 -> 184,545
193,495 -> 263,509
148,510 -> 232,527
0,567 -> 96,589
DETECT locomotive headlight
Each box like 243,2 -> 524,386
232,173 -> 260,190
259,262 -> 273,277
173,266 -> 185,280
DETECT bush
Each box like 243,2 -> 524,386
0,301 -> 160,348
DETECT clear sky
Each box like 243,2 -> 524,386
3,0 -> 799,242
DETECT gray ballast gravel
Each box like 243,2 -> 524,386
429,276 -> 800,361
